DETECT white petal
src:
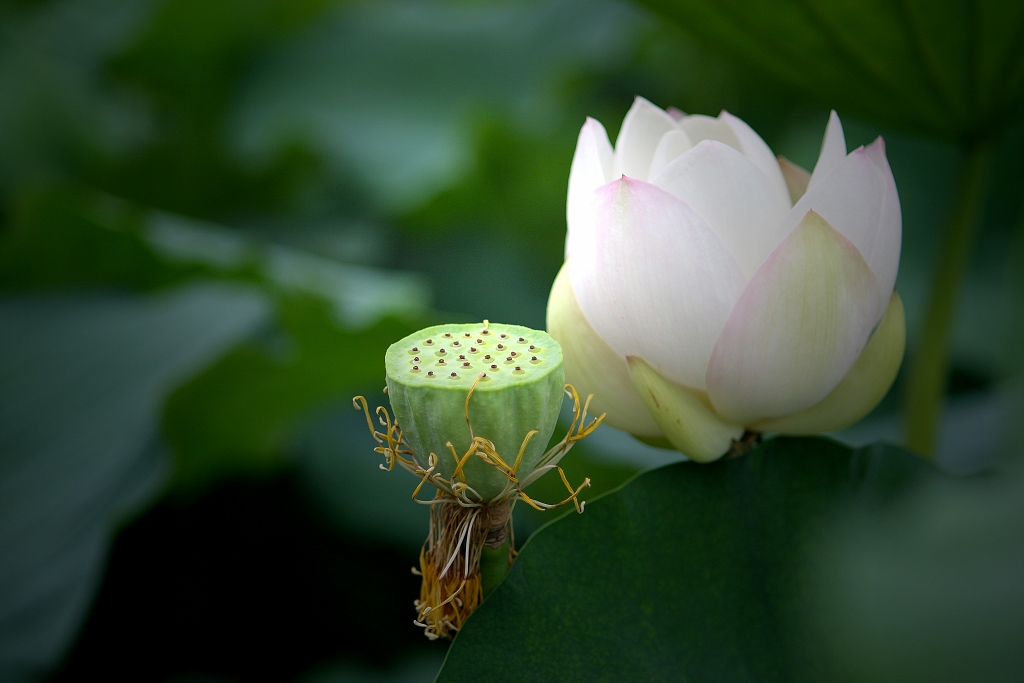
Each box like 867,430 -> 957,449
778,156 -> 811,203
786,138 -> 901,305
807,110 -> 847,190
754,291 -> 905,434
546,263 -> 663,438
627,356 -> 742,462
706,211 -> 883,425
612,97 -> 678,181
569,178 -> 746,391
647,129 -> 695,180
678,114 -> 740,148
720,110 -> 790,205
863,137 -> 902,297
651,140 -> 792,279
566,117 -> 613,260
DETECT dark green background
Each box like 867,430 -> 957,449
0,0 -> 1021,680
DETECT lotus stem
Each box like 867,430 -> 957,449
905,137 -> 993,457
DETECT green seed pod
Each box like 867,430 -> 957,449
384,322 -> 565,502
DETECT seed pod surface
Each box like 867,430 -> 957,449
385,322 -> 564,501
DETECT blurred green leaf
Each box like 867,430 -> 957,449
90,0 -> 349,219
231,0 -> 643,213
438,437 -> 939,682
0,185 -> 254,291
634,0 -> 1024,139
400,120 -> 574,276
0,283 -> 267,680
162,299 -> 426,492
113,0 -> 338,97
807,461 -> 1024,683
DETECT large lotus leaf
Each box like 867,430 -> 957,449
0,283 -> 267,680
635,0 -> 1024,139
438,437 -> 948,682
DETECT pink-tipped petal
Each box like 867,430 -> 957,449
547,263 -> 664,438
566,117 -> 614,259
651,140 -> 792,279
706,211 -> 883,425
778,156 -> 811,204
720,110 -> 790,204
754,291 -> 905,434
807,110 -> 847,190
570,178 -> 746,391
647,129 -> 695,180
784,139 -> 901,308
613,97 -> 678,181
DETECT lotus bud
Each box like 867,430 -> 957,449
548,97 -> 905,462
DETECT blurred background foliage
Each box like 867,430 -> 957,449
0,0 -> 1021,680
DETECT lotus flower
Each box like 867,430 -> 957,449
547,97 -> 905,462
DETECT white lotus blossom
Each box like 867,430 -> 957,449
547,97 -> 905,461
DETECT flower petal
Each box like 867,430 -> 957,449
651,140 -> 792,279
807,110 -> 847,190
862,137 -> 902,297
546,263 -> 663,438
785,138 -> 902,305
706,211 -> 883,425
612,97 -> 678,181
778,156 -> 811,203
647,129 -> 695,180
627,356 -> 742,462
570,177 -> 746,391
754,291 -> 905,434
678,114 -> 740,148
566,117 -> 613,259
720,110 -> 790,204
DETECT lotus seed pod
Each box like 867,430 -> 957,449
384,322 -> 565,502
